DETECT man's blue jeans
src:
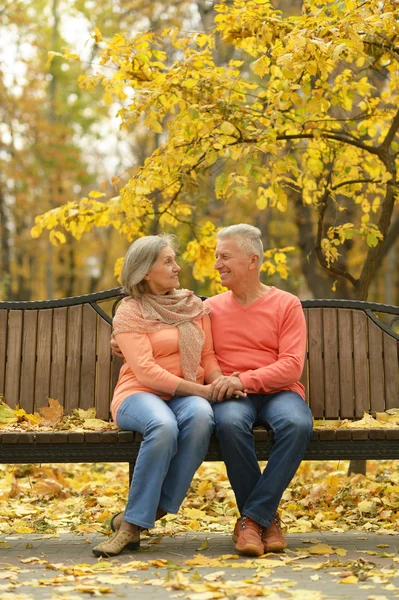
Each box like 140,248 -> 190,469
116,393 -> 214,529
212,391 -> 313,528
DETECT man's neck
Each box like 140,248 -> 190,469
230,282 -> 271,307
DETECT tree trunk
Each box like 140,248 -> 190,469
0,183 -> 12,299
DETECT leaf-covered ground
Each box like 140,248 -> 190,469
1,460 -> 398,536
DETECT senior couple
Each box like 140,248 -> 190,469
93,224 -> 313,558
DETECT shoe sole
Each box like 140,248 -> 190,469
263,542 -> 287,552
235,543 -> 264,557
92,540 -> 140,557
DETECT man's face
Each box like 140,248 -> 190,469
214,238 -> 255,290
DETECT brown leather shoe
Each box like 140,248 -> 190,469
235,516 -> 264,556
92,528 -> 140,557
262,513 -> 287,552
231,517 -> 242,543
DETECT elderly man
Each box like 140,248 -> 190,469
205,224 -> 313,557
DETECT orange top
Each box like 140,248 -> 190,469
204,288 -> 306,399
110,314 -> 220,421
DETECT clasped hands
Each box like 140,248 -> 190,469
207,372 -> 247,403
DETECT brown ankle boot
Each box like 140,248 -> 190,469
262,513 -> 287,552
235,516 -> 264,556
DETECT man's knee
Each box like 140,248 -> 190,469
213,405 -> 251,438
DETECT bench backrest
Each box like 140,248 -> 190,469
0,291 -> 398,420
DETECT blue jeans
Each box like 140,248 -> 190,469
116,393 -> 214,529
212,391 -> 313,528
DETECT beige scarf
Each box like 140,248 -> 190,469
111,289 -> 211,382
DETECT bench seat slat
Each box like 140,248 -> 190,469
368,319 -> 385,413
0,310 -> 7,397
65,305 -> 83,414
338,309 -> 355,419
96,317 -> 112,421
20,310 -> 38,413
35,310 -> 53,411
5,311 -> 23,408
80,305 -> 97,410
353,312 -> 370,417
308,309 -> 324,418
50,308 -> 67,407
384,334 -> 399,409
323,309 -> 340,419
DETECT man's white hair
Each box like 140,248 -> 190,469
216,224 -> 264,271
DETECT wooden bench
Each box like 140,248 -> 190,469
0,289 -> 399,481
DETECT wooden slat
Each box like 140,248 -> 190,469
319,429 -> 336,440
369,429 -> 386,440
323,308 -> 340,419
338,309 -> 355,419
96,317 -> 112,420
335,429 -> 352,440
118,431 -> 134,442
300,308 -> 309,403
34,310 -> 53,411
4,311 -> 23,407
353,311 -> 370,417
368,318 -> 385,412
50,307 -> 67,406
0,310 -> 8,397
68,431 -> 85,443
80,304 -> 97,410
65,305 -> 83,415
102,431 -> 119,443
85,431 -> 103,443
383,334 -> 399,410
307,308 -> 324,418
20,310 -> 38,413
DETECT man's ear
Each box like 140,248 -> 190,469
249,254 -> 259,270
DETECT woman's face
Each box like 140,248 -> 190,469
144,246 -> 181,295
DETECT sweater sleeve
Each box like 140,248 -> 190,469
115,332 -> 182,395
200,314 -> 221,381
239,302 -> 306,394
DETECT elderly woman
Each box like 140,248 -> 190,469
93,234 -> 241,557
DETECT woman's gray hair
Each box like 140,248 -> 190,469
216,224 -> 264,270
121,234 -> 177,298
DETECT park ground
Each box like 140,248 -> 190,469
1,460 -> 399,599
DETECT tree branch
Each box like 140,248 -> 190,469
381,107 -> 399,149
276,133 -> 383,157
315,169 -> 358,287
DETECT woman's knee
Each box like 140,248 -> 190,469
179,399 -> 214,433
145,416 -> 179,447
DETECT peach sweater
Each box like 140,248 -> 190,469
204,287 -> 306,399
110,314 -> 220,421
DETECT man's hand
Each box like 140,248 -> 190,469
110,338 -> 124,357
210,373 -> 245,402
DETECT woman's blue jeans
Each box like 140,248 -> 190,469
116,393 -> 214,529
212,391 -> 313,529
